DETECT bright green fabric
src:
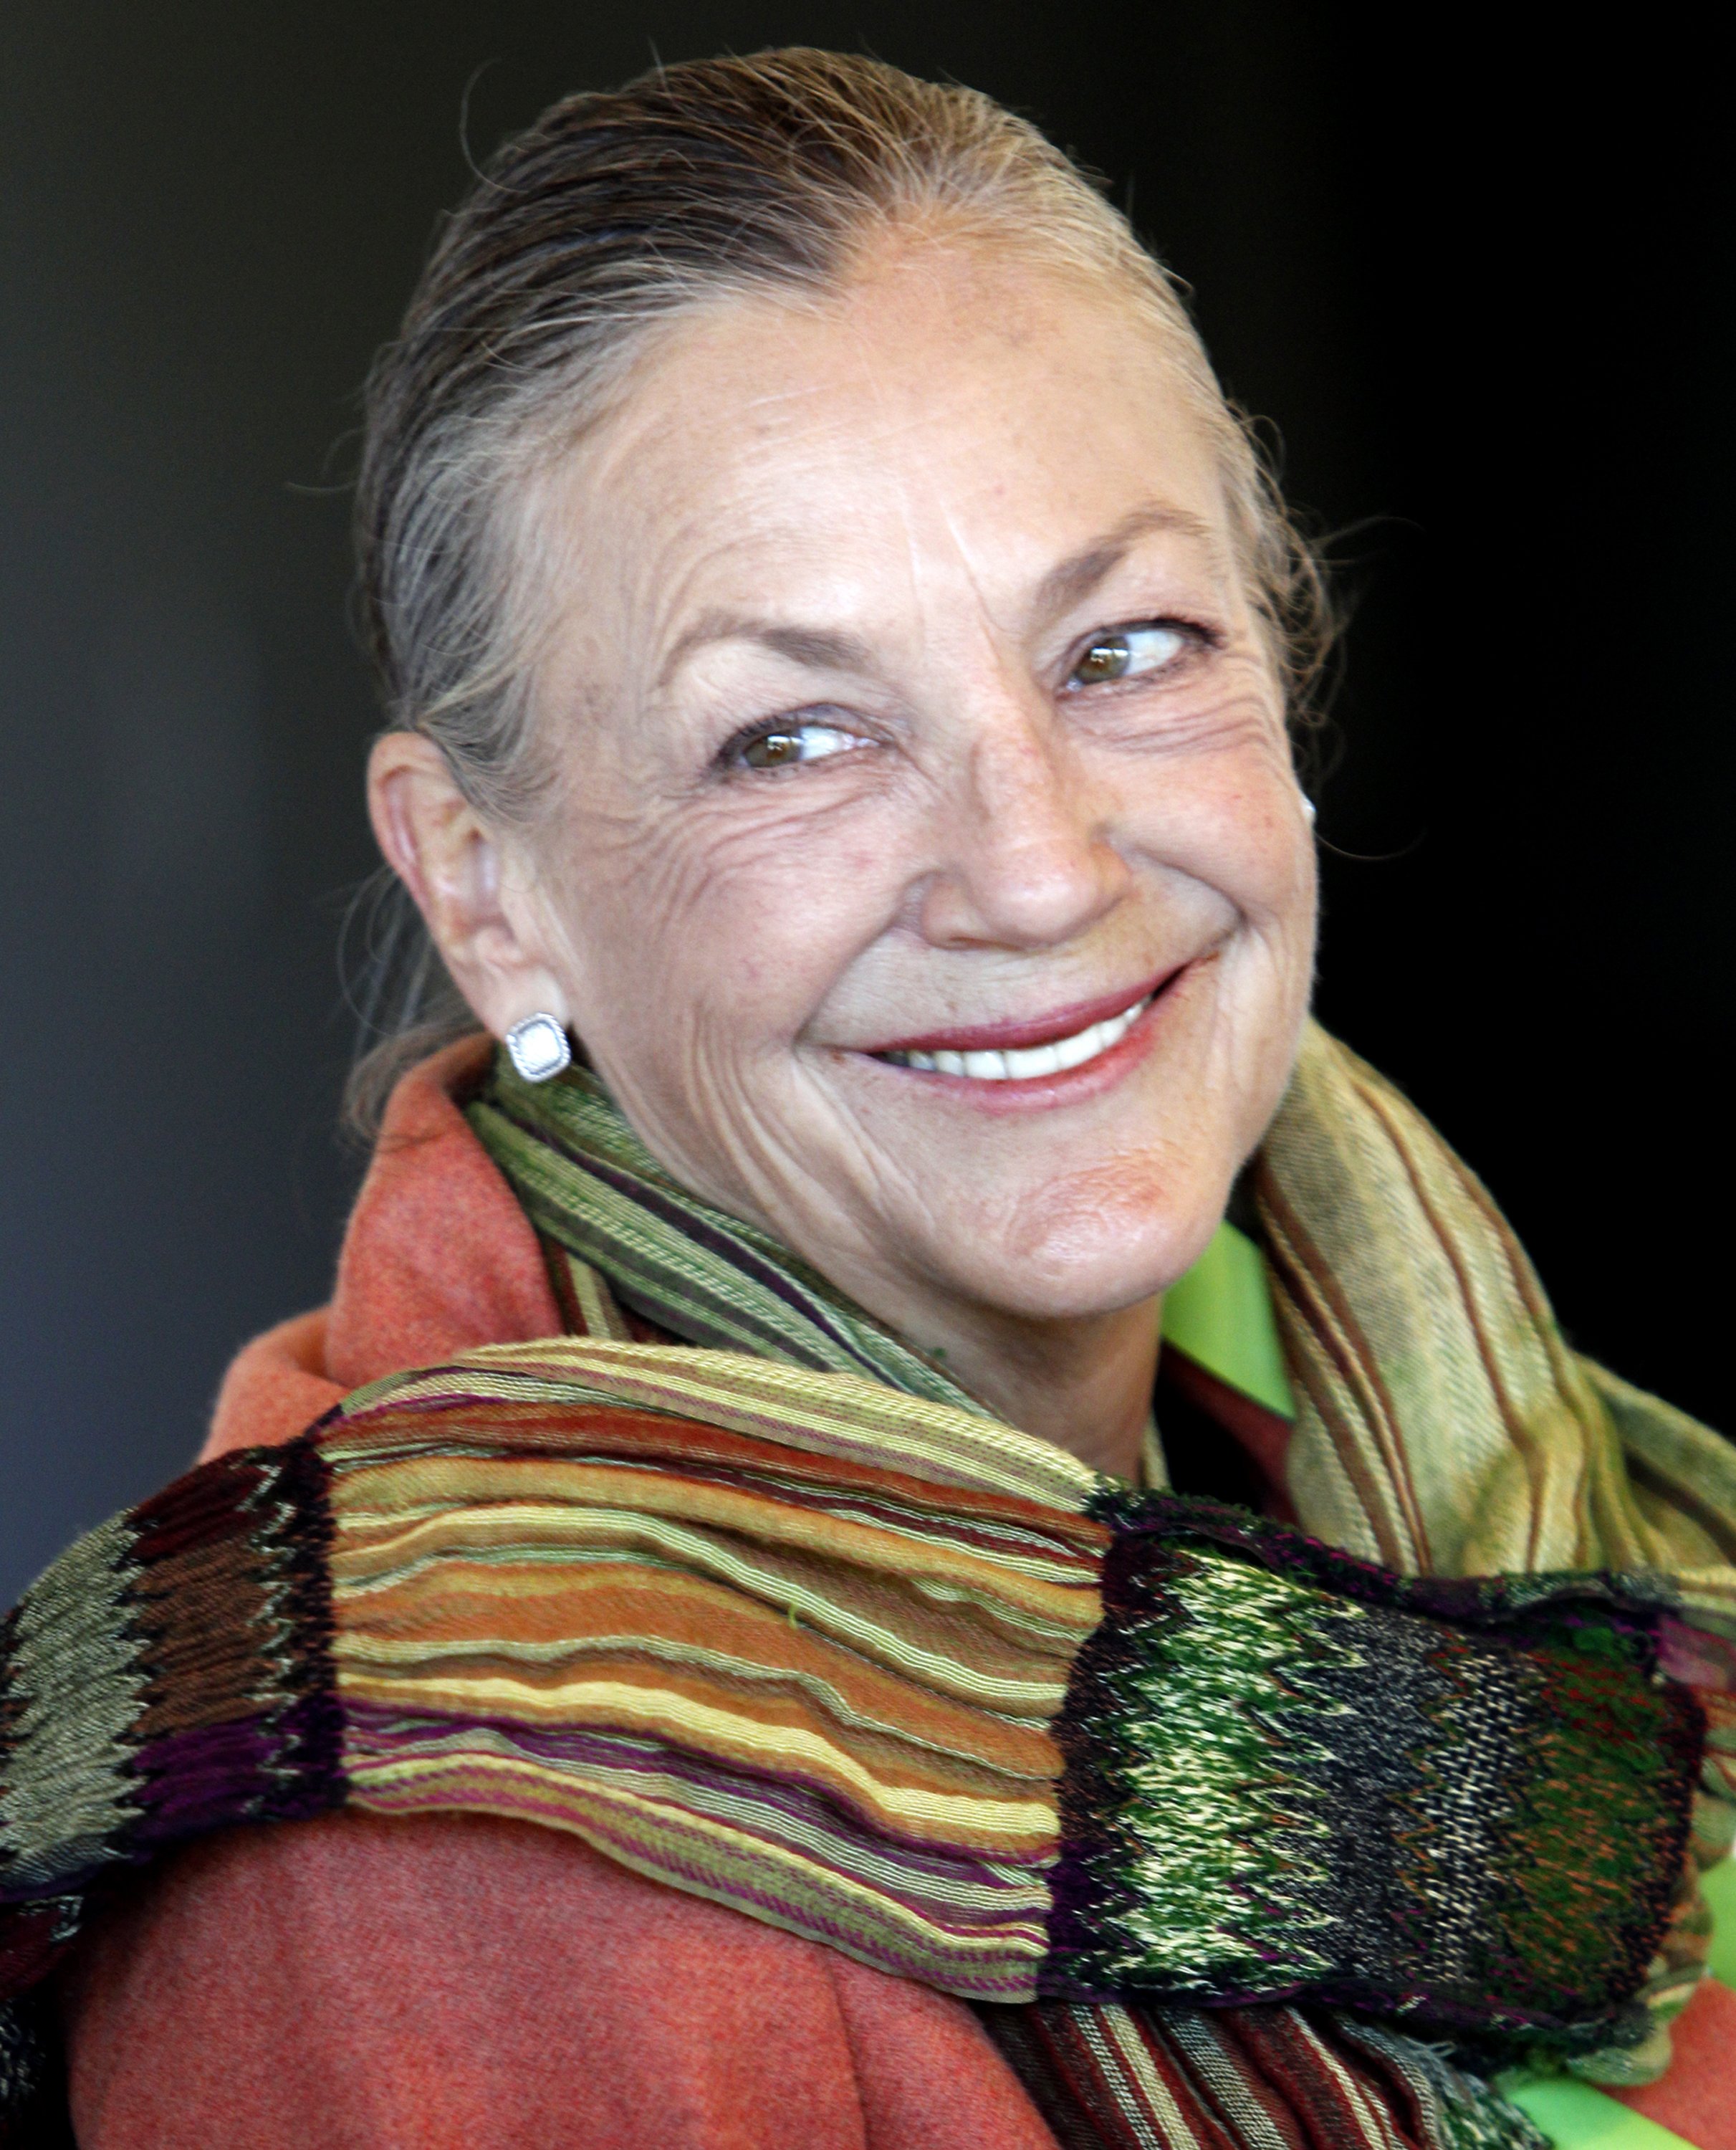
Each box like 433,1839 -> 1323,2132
1703,1860 -> 1736,1988
1161,1218 -> 1295,1420
1506,2077 -> 1698,2150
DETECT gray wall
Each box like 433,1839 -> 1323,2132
2,4 -> 1729,1601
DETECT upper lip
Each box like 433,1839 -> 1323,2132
859,968 -> 1176,1056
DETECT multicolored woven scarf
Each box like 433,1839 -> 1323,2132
4,1023 -> 1735,2150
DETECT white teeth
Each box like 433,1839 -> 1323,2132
1052,1025 -> 1102,1071
879,993 -> 1153,1079
1008,1041 -> 1062,1078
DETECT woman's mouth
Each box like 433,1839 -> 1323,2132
877,991 -> 1154,1079
854,966 -> 1187,1102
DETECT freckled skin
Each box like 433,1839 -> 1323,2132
373,238 -> 1318,1478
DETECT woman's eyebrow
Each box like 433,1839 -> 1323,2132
657,614 -> 873,690
1033,501 -> 1218,626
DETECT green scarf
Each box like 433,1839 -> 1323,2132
1,1023 -> 1732,2150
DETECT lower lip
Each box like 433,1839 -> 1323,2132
851,965 -> 1189,1114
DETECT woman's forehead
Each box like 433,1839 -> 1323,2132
555,245 -> 1231,632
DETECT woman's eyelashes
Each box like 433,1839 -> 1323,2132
717,712 -> 870,775
1061,618 -> 1217,693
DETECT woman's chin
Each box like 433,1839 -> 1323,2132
902,1163 -> 1228,1326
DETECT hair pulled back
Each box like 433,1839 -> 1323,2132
348,47 -> 1329,1131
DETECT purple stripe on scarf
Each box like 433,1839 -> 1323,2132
343,1699 -> 1047,1905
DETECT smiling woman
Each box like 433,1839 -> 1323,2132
365,224 -> 1317,1483
4,48 -> 1735,2150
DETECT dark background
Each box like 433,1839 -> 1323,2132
2,5 -> 1728,1602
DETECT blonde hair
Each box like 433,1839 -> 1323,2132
348,47 -> 1330,1129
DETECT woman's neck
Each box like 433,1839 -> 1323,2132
906,1294 -> 1163,1483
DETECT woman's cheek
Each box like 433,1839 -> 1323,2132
1169,753 -> 1313,926
632,888 -> 853,1072
695,823 -> 908,1014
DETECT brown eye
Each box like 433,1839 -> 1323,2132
729,720 -> 860,773
1065,624 -> 1191,691
742,732 -> 804,769
1071,636 -> 1131,686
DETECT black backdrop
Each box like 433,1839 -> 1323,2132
2,4 -> 1729,1602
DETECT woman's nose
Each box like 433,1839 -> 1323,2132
915,701 -> 1131,952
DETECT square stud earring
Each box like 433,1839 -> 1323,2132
504,1012 -> 572,1084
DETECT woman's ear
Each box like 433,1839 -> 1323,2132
366,731 -> 570,1039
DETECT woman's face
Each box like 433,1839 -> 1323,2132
510,240 -> 1316,1338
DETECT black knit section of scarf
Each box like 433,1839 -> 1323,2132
1041,1489 -> 1701,2063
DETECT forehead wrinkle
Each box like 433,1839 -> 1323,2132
737,361 -> 853,412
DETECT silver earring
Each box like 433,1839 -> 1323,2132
504,1012 -> 572,1084
1301,796 -> 1317,825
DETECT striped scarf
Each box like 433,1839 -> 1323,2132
3,1023 -> 1734,2149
